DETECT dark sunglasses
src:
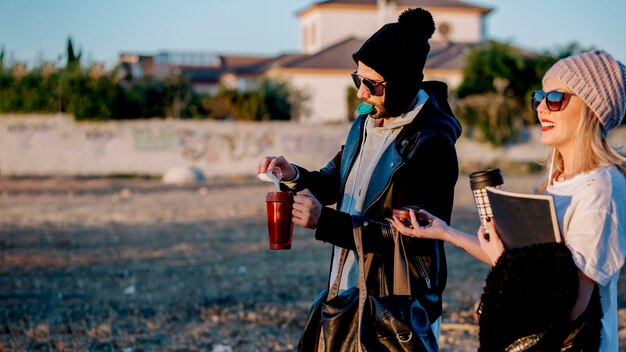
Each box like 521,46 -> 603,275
531,90 -> 575,112
351,71 -> 386,96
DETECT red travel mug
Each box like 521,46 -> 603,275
265,191 -> 294,250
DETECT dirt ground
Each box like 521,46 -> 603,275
1,175 -> 625,351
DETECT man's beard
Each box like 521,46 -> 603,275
369,104 -> 391,119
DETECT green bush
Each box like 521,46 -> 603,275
200,78 -> 307,121
453,41 -> 601,145
346,86 -> 359,121
455,92 -> 524,146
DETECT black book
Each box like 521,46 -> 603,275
486,187 -> 562,249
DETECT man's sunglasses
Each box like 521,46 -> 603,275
531,90 -> 575,112
351,71 -> 386,96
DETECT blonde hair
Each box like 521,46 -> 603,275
535,105 -> 626,193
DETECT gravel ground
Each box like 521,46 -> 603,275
1,175 -> 624,351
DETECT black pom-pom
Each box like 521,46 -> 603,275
398,8 -> 436,39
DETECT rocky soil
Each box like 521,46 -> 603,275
1,175 -> 624,351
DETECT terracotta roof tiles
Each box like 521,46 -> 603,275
277,37 -> 475,71
281,38 -> 363,70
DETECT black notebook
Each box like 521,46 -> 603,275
486,187 -> 562,249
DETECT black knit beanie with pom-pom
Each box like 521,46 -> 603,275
353,8 -> 436,117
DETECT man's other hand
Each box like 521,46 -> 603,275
292,189 -> 322,229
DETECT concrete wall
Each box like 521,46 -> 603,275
1,114 -> 624,177
0,114 -> 349,177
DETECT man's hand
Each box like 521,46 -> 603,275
256,156 -> 297,181
292,189 -> 322,229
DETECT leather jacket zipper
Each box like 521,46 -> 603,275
414,256 -> 432,289
379,264 -> 386,294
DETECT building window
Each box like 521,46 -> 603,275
438,22 -> 452,41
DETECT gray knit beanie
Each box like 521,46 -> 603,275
543,49 -> 626,132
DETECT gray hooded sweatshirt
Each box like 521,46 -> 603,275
331,89 -> 429,290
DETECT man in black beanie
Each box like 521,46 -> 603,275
353,7 -> 437,120
257,7 -> 461,350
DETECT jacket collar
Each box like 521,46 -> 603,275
339,93 -> 441,214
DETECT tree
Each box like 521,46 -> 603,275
346,86 -> 360,121
0,47 -> 4,72
457,41 -> 536,99
200,77 -> 308,121
453,41 -> 593,145
455,91 -> 524,146
259,77 -> 306,121
0,40 -> 312,121
66,37 -> 82,69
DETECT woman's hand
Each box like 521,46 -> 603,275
477,219 -> 505,266
392,209 -> 499,266
390,209 -> 449,241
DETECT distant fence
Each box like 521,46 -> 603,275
0,114 -> 624,177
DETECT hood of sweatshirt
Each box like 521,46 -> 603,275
364,81 -> 461,143
411,81 -> 462,143
365,89 -> 429,133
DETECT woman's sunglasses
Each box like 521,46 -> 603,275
531,90 -> 575,112
351,71 -> 386,96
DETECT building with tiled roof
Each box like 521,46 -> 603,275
119,0 -> 493,122
297,0 -> 491,54
119,51 -> 275,95
267,0 -> 492,122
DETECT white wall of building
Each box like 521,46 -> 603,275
424,70 -> 464,91
320,10 -> 378,51
280,71 -> 354,123
300,5 -> 485,53
300,8 -> 377,54
430,10 -> 484,43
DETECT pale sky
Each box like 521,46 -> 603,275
1,0 -> 625,68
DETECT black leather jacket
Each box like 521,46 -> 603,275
286,81 -> 461,323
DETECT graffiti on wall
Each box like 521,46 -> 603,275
85,128 -> 116,157
133,128 -> 178,150
132,126 -> 275,163
6,121 -> 53,135
176,128 -> 274,163
281,133 -> 344,165
174,128 -> 342,164
282,134 -> 340,155
5,121 -> 54,149
0,116 -> 348,176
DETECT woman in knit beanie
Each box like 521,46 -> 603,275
535,49 -> 626,190
390,49 -> 626,351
